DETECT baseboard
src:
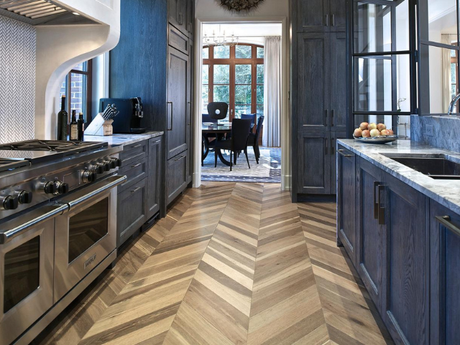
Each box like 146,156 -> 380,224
282,174 -> 291,191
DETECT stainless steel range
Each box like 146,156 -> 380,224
0,140 -> 127,345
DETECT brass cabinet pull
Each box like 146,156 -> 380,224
436,215 -> 460,237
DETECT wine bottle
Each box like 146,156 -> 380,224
57,96 -> 68,140
77,112 -> 84,141
69,110 -> 78,141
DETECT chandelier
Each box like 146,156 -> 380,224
203,29 -> 239,47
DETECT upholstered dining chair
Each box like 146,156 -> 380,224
247,116 -> 264,164
240,113 -> 256,131
214,119 -> 252,171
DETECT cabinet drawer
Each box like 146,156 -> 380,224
169,24 -> 189,55
167,151 -> 188,204
117,178 -> 147,247
118,157 -> 147,193
120,141 -> 148,161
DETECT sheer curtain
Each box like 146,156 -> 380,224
263,36 -> 281,147
442,34 -> 456,113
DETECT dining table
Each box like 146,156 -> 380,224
202,123 -> 232,166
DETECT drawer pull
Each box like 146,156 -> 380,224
174,155 -> 185,162
436,216 -> 460,237
373,181 -> 380,220
338,149 -> 353,158
131,186 -> 141,194
378,185 -> 385,225
133,144 -> 142,148
131,163 -> 142,168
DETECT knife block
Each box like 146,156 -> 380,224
85,114 -> 114,136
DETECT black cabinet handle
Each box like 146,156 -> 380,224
436,215 -> 460,237
325,138 -> 328,155
324,14 -> 329,26
331,110 -> 334,127
338,149 -> 353,158
373,181 -> 380,220
331,14 -> 335,27
331,138 -> 335,155
378,185 -> 385,225
167,102 -> 173,131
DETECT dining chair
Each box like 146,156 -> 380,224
207,102 -> 228,120
214,119 -> 251,171
247,116 -> 264,164
202,114 -> 220,166
240,113 -> 256,130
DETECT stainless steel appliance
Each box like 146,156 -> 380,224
99,97 -> 145,134
0,140 -> 126,345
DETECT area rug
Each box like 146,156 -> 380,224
201,147 -> 281,183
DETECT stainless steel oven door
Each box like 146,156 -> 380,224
0,217 -> 55,345
54,175 -> 126,302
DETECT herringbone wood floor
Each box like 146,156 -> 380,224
34,182 -> 393,345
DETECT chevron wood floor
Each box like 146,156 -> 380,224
34,182 -> 393,345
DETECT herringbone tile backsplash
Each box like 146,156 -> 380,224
0,16 -> 36,144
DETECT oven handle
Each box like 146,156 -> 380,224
0,204 -> 69,244
66,175 -> 127,209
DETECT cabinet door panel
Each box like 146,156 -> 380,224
329,0 -> 346,31
296,0 -> 329,32
147,137 -> 161,219
168,0 -> 187,35
330,32 -> 347,132
337,144 -> 356,263
297,34 -> 329,130
298,132 -> 330,194
384,174 -> 428,345
167,151 -> 188,205
357,158 -> 384,309
430,201 -> 460,345
167,48 -> 189,159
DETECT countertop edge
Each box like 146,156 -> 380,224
338,139 -> 460,215
84,131 -> 164,146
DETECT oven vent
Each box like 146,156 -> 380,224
0,0 -> 99,25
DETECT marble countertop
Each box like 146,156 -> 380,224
84,131 -> 163,146
338,139 -> 460,215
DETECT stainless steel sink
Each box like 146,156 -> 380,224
382,153 -> 460,179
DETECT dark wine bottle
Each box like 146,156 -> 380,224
57,96 -> 68,140
70,110 -> 78,141
77,112 -> 84,141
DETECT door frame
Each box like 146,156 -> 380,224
192,16 -> 291,190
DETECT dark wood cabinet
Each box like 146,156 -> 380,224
295,0 -> 346,33
342,155 -> 429,344
168,0 -> 187,35
292,3 -> 348,198
382,173 -> 428,345
117,137 -> 162,247
429,201 -> 460,345
356,158 -> 385,310
166,150 -> 188,205
147,137 -> 161,219
336,144 -> 356,263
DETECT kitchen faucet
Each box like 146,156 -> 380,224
448,93 -> 460,115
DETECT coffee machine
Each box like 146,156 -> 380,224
99,97 -> 145,134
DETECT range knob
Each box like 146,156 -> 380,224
55,181 -> 69,194
81,170 -> 96,183
44,181 -> 57,194
110,158 -> 122,168
1,195 -> 19,210
94,163 -> 104,174
17,191 -> 33,204
103,161 -> 111,171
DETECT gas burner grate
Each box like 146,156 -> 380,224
0,140 -> 108,152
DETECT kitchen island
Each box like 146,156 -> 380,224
337,139 -> 460,345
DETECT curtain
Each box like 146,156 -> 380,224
263,36 -> 281,147
442,34 -> 455,113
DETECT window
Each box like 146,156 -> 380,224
202,44 -> 264,120
351,0 -> 415,137
60,60 -> 93,122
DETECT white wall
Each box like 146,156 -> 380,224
34,0 -> 120,139
194,0 -> 291,189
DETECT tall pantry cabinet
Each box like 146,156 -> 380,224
166,0 -> 194,205
291,0 -> 349,200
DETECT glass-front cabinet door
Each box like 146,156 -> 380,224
0,219 -> 54,345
